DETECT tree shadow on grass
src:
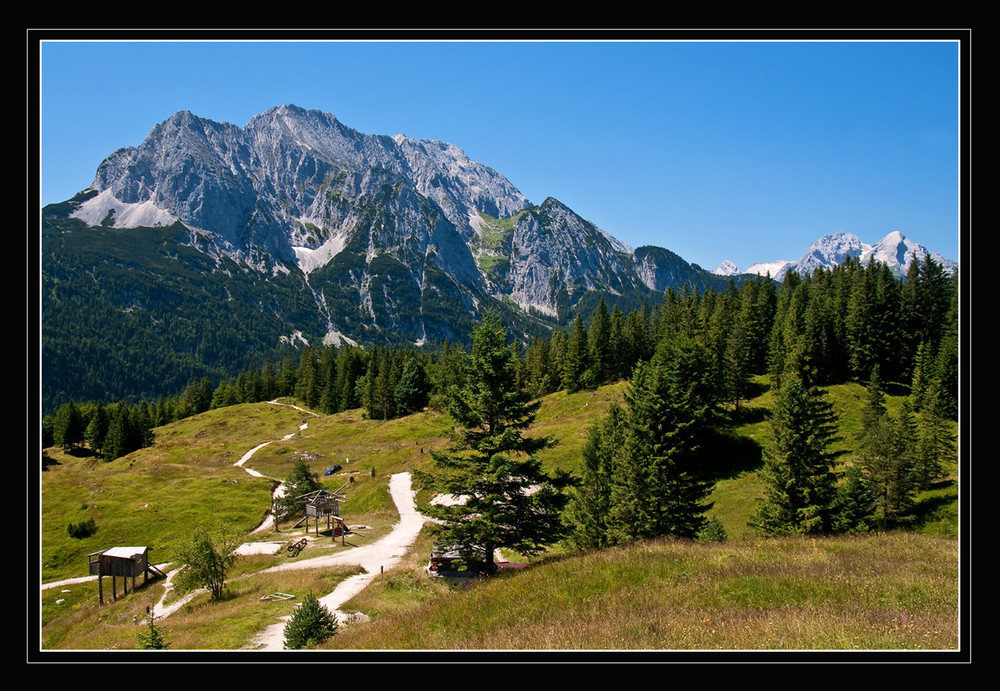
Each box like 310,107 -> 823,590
700,428 -> 765,483
909,478 -> 959,533
729,405 -> 769,426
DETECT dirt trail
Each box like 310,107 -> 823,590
244,471 -> 427,650
43,401 -> 431,650
232,402 -> 431,649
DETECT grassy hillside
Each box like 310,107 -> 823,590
38,378 -> 960,652
327,531 -> 958,651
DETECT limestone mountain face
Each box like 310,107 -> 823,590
64,104 -> 723,347
82,105 -> 527,269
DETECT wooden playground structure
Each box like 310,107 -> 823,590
290,484 -> 349,544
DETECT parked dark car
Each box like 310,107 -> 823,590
324,464 -> 342,476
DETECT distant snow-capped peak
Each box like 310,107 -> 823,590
715,230 -> 956,280
714,259 -> 743,276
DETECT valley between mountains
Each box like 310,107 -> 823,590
39,104 -> 962,655
41,104 -> 957,415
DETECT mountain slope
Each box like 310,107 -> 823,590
42,104 -> 740,410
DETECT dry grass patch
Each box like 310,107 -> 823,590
326,532 -> 958,651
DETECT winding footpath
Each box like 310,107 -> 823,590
234,402 -> 431,650
43,401 -> 431,651
246,471 -> 426,650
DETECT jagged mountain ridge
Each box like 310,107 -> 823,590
43,105 -> 741,409
63,104 -> 726,344
715,230 -> 958,281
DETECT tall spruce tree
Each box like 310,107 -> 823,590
856,394 -> 918,530
606,336 -> 719,542
562,315 -> 590,393
587,298 -> 612,386
751,374 -> 840,535
394,355 -> 430,415
415,309 -> 574,573
565,401 -> 625,551
52,401 -> 85,452
914,383 -> 955,491
102,403 -> 130,462
84,401 -> 108,456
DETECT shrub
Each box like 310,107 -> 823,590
283,592 -> 338,649
697,515 -> 728,542
67,518 -> 98,539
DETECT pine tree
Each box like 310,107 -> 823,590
415,309 -> 574,573
52,401 -> 85,452
859,366 -> 888,440
751,374 -> 839,535
136,614 -> 170,650
525,336 -> 554,396
622,306 -> 652,375
547,328 -> 568,392
565,401 -> 625,551
295,346 -> 320,408
562,315 -> 590,393
587,298 -> 611,386
363,349 -> 396,420
832,462 -> 877,534
721,322 -> 752,415
211,379 -> 240,409
856,399 -> 917,530
102,404 -> 129,462
606,337 -> 718,542
766,270 -> 802,389
914,383 -> 955,491
394,355 -> 430,415
607,305 -> 627,381
317,347 -> 340,414
846,263 -> 878,380
283,592 -> 337,649
84,402 -> 108,456
909,340 -> 932,411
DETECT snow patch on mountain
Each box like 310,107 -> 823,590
292,231 -> 349,274
72,188 -> 179,229
743,260 -> 791,279
796,231 -> 868,274
859,230 -> 939,273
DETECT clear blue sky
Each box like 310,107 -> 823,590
38,36 -> 962,272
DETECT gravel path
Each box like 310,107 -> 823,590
245,471 -> 427,650
43,401 -> 431,651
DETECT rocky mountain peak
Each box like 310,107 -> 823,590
56,104 -> 743,349
725,230 -> 956,281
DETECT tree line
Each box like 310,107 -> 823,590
43,250 -> 958,536
562,254 -> 958,547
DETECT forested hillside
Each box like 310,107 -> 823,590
44,252 -> 958,544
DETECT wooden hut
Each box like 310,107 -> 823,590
87,546 -> 161,604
